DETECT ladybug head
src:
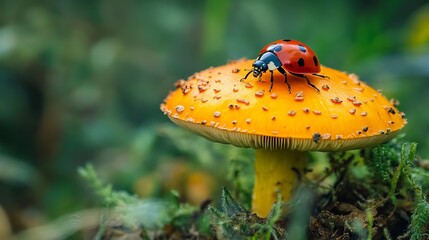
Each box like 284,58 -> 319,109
252,60 -> 268,77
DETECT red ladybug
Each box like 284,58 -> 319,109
243,39 -> 329,92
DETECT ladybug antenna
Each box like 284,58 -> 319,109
242,69 -> 253,80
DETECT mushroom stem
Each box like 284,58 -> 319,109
252,149 -> 308,217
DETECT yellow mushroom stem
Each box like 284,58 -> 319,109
252,149 -> 308,217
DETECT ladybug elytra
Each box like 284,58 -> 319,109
243,39 -> 329,92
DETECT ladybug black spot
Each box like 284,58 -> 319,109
313,56 -> 319,66
298,45 -> 307,53
273,45 -> 282,52
298,58 -> 305,67
267,44 -> 282,53
283,39 -> 291,42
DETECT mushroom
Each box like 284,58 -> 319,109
160,59 -> 407,217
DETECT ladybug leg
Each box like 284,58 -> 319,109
291,73 -> 320,93
277,67 -> 291,93
312,73 -> 330,79
269,70 -> 274,91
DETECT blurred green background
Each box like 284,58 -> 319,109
1,0 -> 429,237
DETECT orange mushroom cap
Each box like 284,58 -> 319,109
161,59 -> 406,152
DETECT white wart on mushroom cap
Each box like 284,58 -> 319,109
161,59 -> 407,151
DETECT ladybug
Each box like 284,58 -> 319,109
243,39 -> 329,92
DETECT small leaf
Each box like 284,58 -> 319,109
221,187 -> 248,217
